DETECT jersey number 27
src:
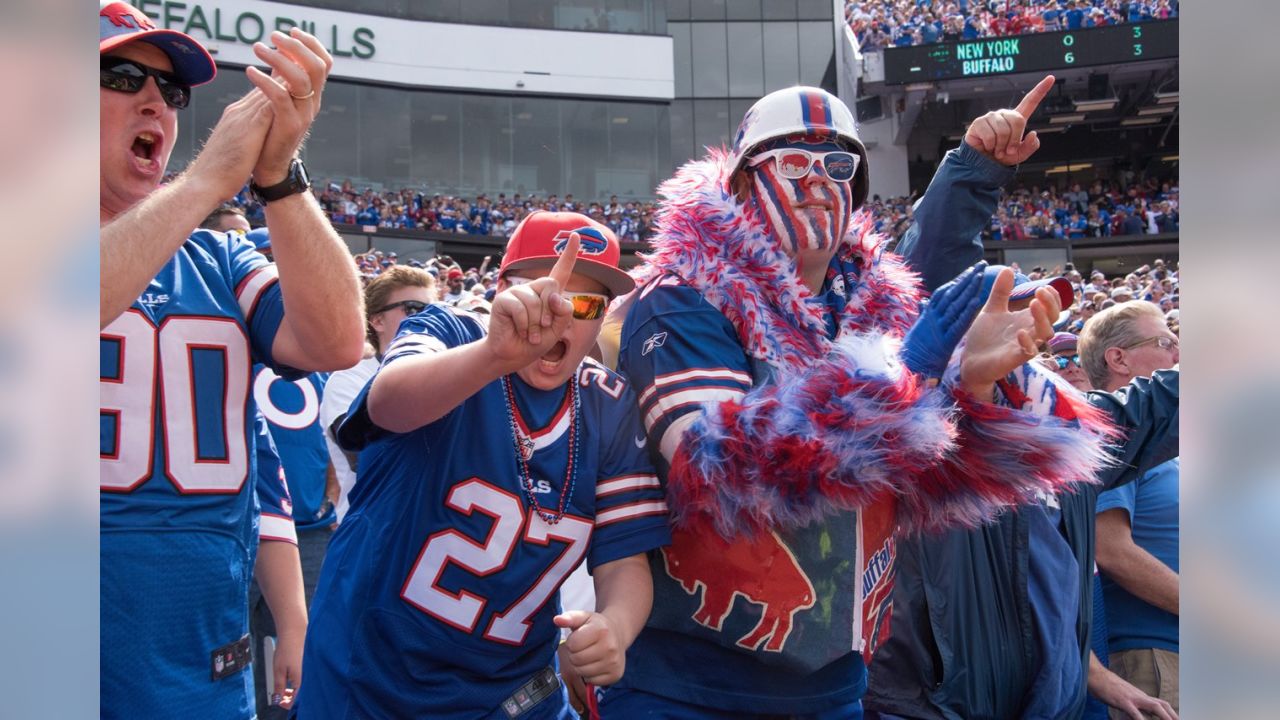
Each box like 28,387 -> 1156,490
401,478 -> 592,645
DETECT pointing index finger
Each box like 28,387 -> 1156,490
1014,75 -> 1055,120
549,231 -> 581,289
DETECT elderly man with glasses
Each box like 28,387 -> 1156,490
1081,302 -> 1182,718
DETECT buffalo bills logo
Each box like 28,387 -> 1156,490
554,227 -> 609,256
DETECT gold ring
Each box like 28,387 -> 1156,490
290,90 -> 315,100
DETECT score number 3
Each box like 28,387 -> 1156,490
401,478 -> 592,645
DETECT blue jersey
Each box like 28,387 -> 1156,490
100,229 -> 288,719
300,305 -> 671,720
254,365 -> 335,531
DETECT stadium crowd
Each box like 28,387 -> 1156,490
847,0 -> 1179,51
872,171 -> 1179,243
167,172 -> 660,243
191,166 -> 1177,248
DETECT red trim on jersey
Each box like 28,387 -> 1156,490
510,381 -> 573,441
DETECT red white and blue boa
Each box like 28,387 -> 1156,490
631,149 -> 1116,538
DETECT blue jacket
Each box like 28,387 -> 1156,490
867,144 -> 1181,720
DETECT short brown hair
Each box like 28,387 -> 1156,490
1078,301 -> 1164,389
363,266 -> 437,353
200,206 -> 247,231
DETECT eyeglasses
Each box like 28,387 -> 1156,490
1054,353 -> 1081,370
507,277 -> 611,320
1122,335 -> 1178,351
100,57 -> 191,109
746,148 -> 860,183
374,300 -> 428,316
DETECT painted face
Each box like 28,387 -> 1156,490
747,136 -> 855,258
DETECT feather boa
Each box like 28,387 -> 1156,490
666,332 -> 957,538
632,149 -> 1116,538
895,361 -> 1121,534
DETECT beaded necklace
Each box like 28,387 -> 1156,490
500,372 -> 580,525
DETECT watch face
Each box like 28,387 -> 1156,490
293,159 -> 310,189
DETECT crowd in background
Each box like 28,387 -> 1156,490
164,171 -> 661,244
189,166 -> 1176,248
874,171 -> 1178,244
846,0 -> 1178,51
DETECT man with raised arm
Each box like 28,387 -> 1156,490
597,82 -> 1114,718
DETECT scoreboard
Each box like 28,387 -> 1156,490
882,21 -> 1177,85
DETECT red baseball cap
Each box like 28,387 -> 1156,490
100,1 -> 216,87
499,211 -> 634,297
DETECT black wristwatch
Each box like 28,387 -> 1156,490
250,158 -> 311,203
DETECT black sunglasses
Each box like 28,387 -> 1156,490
1054,354 -> 1081,370
100,57 -> 191,109
374,300 -> 428,316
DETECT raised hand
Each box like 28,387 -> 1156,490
245,28 -> 334,185
486,233 -> 579,369
958,267 -> 1060,399
553,610 -> 626,687
182,89 -> 274,202
901,260 -> 990,379
965,74 -> 1054,166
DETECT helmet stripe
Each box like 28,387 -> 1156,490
801,91 -> 831,135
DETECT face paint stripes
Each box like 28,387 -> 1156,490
751,160 -> 852,256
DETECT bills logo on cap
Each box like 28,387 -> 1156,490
554,228 -> 609,256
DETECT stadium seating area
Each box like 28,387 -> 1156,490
846,0 -> 1178,51
870,172 -> 1178,243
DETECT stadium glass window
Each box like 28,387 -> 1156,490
690,22 -> 729,96
670,99 -> 696,170
670,22 -> 694,97
762,0 -> 798,20
762,21 -> 801,92
688,0 -> 726,21
410,93 -> 462,194
693,98 -> 732,156
796,0 -> 831,20
510,97 -> 565,197
358,85 -> 413,187
727,22 -> 766,97
798,21 -> 835,85
726,0 -> 762,21
667,0 -> 691,21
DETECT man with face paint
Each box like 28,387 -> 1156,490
596,86 -> 1117,718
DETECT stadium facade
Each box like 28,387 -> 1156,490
149,0 -> 844,204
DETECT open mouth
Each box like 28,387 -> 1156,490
541,340 -> 568,364
131,132 -> 160,168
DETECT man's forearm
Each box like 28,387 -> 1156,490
899,143 -> 1013,291
265,191 -> 365,370
1096,513 -> 1179,615
255,539 -> 308,638
100,174 -> 225,328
